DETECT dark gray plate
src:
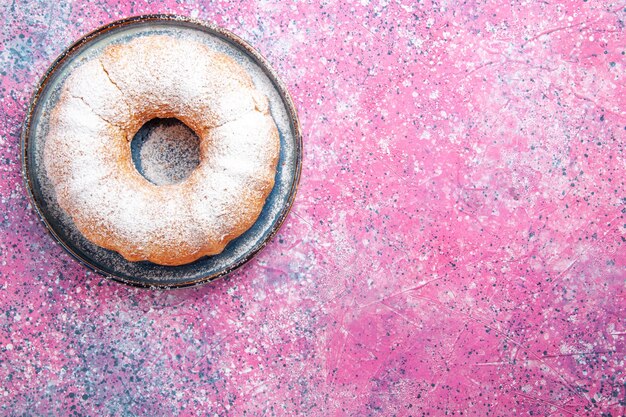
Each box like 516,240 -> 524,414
22,15 -> 302,288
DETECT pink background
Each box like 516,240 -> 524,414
1,1 -> 625,416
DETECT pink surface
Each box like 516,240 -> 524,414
1,1 -> 625,416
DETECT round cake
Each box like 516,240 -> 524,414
43,34 -> 281,266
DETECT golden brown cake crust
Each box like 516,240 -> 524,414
43,35 -> 280,266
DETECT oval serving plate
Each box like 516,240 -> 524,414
22,15 -> 302,288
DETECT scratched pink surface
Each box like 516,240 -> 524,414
1,1 -> 625,416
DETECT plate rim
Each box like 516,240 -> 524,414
21,14 -> 303,289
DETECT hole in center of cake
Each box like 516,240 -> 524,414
131,118 -> 201,186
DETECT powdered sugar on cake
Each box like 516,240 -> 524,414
43,34 -> 281,266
